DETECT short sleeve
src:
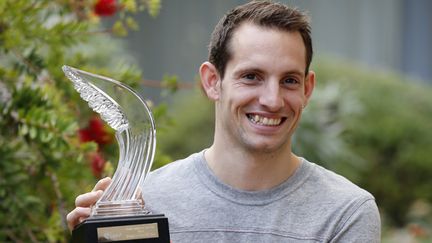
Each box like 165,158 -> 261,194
330,199 -> 381,243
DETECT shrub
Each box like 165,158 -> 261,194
0,0 -> 161,241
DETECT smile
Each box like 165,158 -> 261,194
247,114 -> 284,126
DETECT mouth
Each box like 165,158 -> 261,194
246,114 -> 286,126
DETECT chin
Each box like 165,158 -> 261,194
243,140 -> 288,154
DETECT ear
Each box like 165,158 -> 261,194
199,61 -> 221,101
303,70 -> 315,107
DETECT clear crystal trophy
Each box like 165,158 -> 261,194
62,66 -> 169,243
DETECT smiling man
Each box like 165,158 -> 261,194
67,1 -> 381,242
200,20 -> 314,192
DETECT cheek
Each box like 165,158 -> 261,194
284,95 -> 305,112
225,88 -> 257,107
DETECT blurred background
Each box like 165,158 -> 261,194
127,0 -> 432,88
0,0 -> 431,242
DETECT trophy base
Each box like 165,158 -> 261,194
71,214 -> 170,243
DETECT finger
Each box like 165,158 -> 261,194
92,177 -> 112,192
136,188 -> 145,206
66,207 -> 91,231
136,187 -> 142,199
75,190 -> 103,207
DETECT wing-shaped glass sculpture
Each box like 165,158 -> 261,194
63,65 -> 156,218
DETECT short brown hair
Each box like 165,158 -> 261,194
208,1 -> 313,78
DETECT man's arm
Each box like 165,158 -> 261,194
66,177 -> 112,231
330,199 -> 381,243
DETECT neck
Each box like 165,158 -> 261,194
205,144 -> 301,191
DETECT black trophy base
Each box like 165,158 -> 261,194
71,214 -> 170,243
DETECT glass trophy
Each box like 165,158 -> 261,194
62,66 -> 169,243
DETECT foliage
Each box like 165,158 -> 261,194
158,89 -> 214,160
294,81 -> 366,181
158,58 -> 432,229
313,59 -> 432,227
0,0 -> 161,242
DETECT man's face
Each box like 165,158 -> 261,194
213,22 -> 315,154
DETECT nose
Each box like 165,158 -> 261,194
258,81 -> 284,111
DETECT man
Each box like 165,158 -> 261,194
67,1 -> 381,242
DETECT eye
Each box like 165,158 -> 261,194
243,73 -> 257,80
281,77 -> 299,86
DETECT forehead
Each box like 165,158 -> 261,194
227,22 -> 307,73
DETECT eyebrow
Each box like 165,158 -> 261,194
233,66 -> 305,78
233,67 -> 263,76
283,70 -> 305,78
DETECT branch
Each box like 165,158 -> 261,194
12,50 -> 41,76
11,49 -> 55,85
47,171 -> 69,232
3,229 -> 24,243
25,228 -> 39,243
68,0 -> 89,21
70,28 -> 114,36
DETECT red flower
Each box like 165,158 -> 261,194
94,0 -> 118,16
90,152 -> 106,178
79,116 -> 113,146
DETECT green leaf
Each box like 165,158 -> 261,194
125,17 -> 139,31
123,0 -> 138,13
19,123 -> 28,136
112,21 -> 128,37
39,130 -> 53,143
29,126 -> 37,139
147,0 -> 161,17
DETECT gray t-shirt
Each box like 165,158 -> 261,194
142,151 -> 381,242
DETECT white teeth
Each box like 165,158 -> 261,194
248,114 -> 282,126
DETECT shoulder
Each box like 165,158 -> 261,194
304,160 -> 374,201
297,159 -> 378,217
300,160 -> 381,241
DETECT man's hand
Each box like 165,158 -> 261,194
66,177 -> 112,231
